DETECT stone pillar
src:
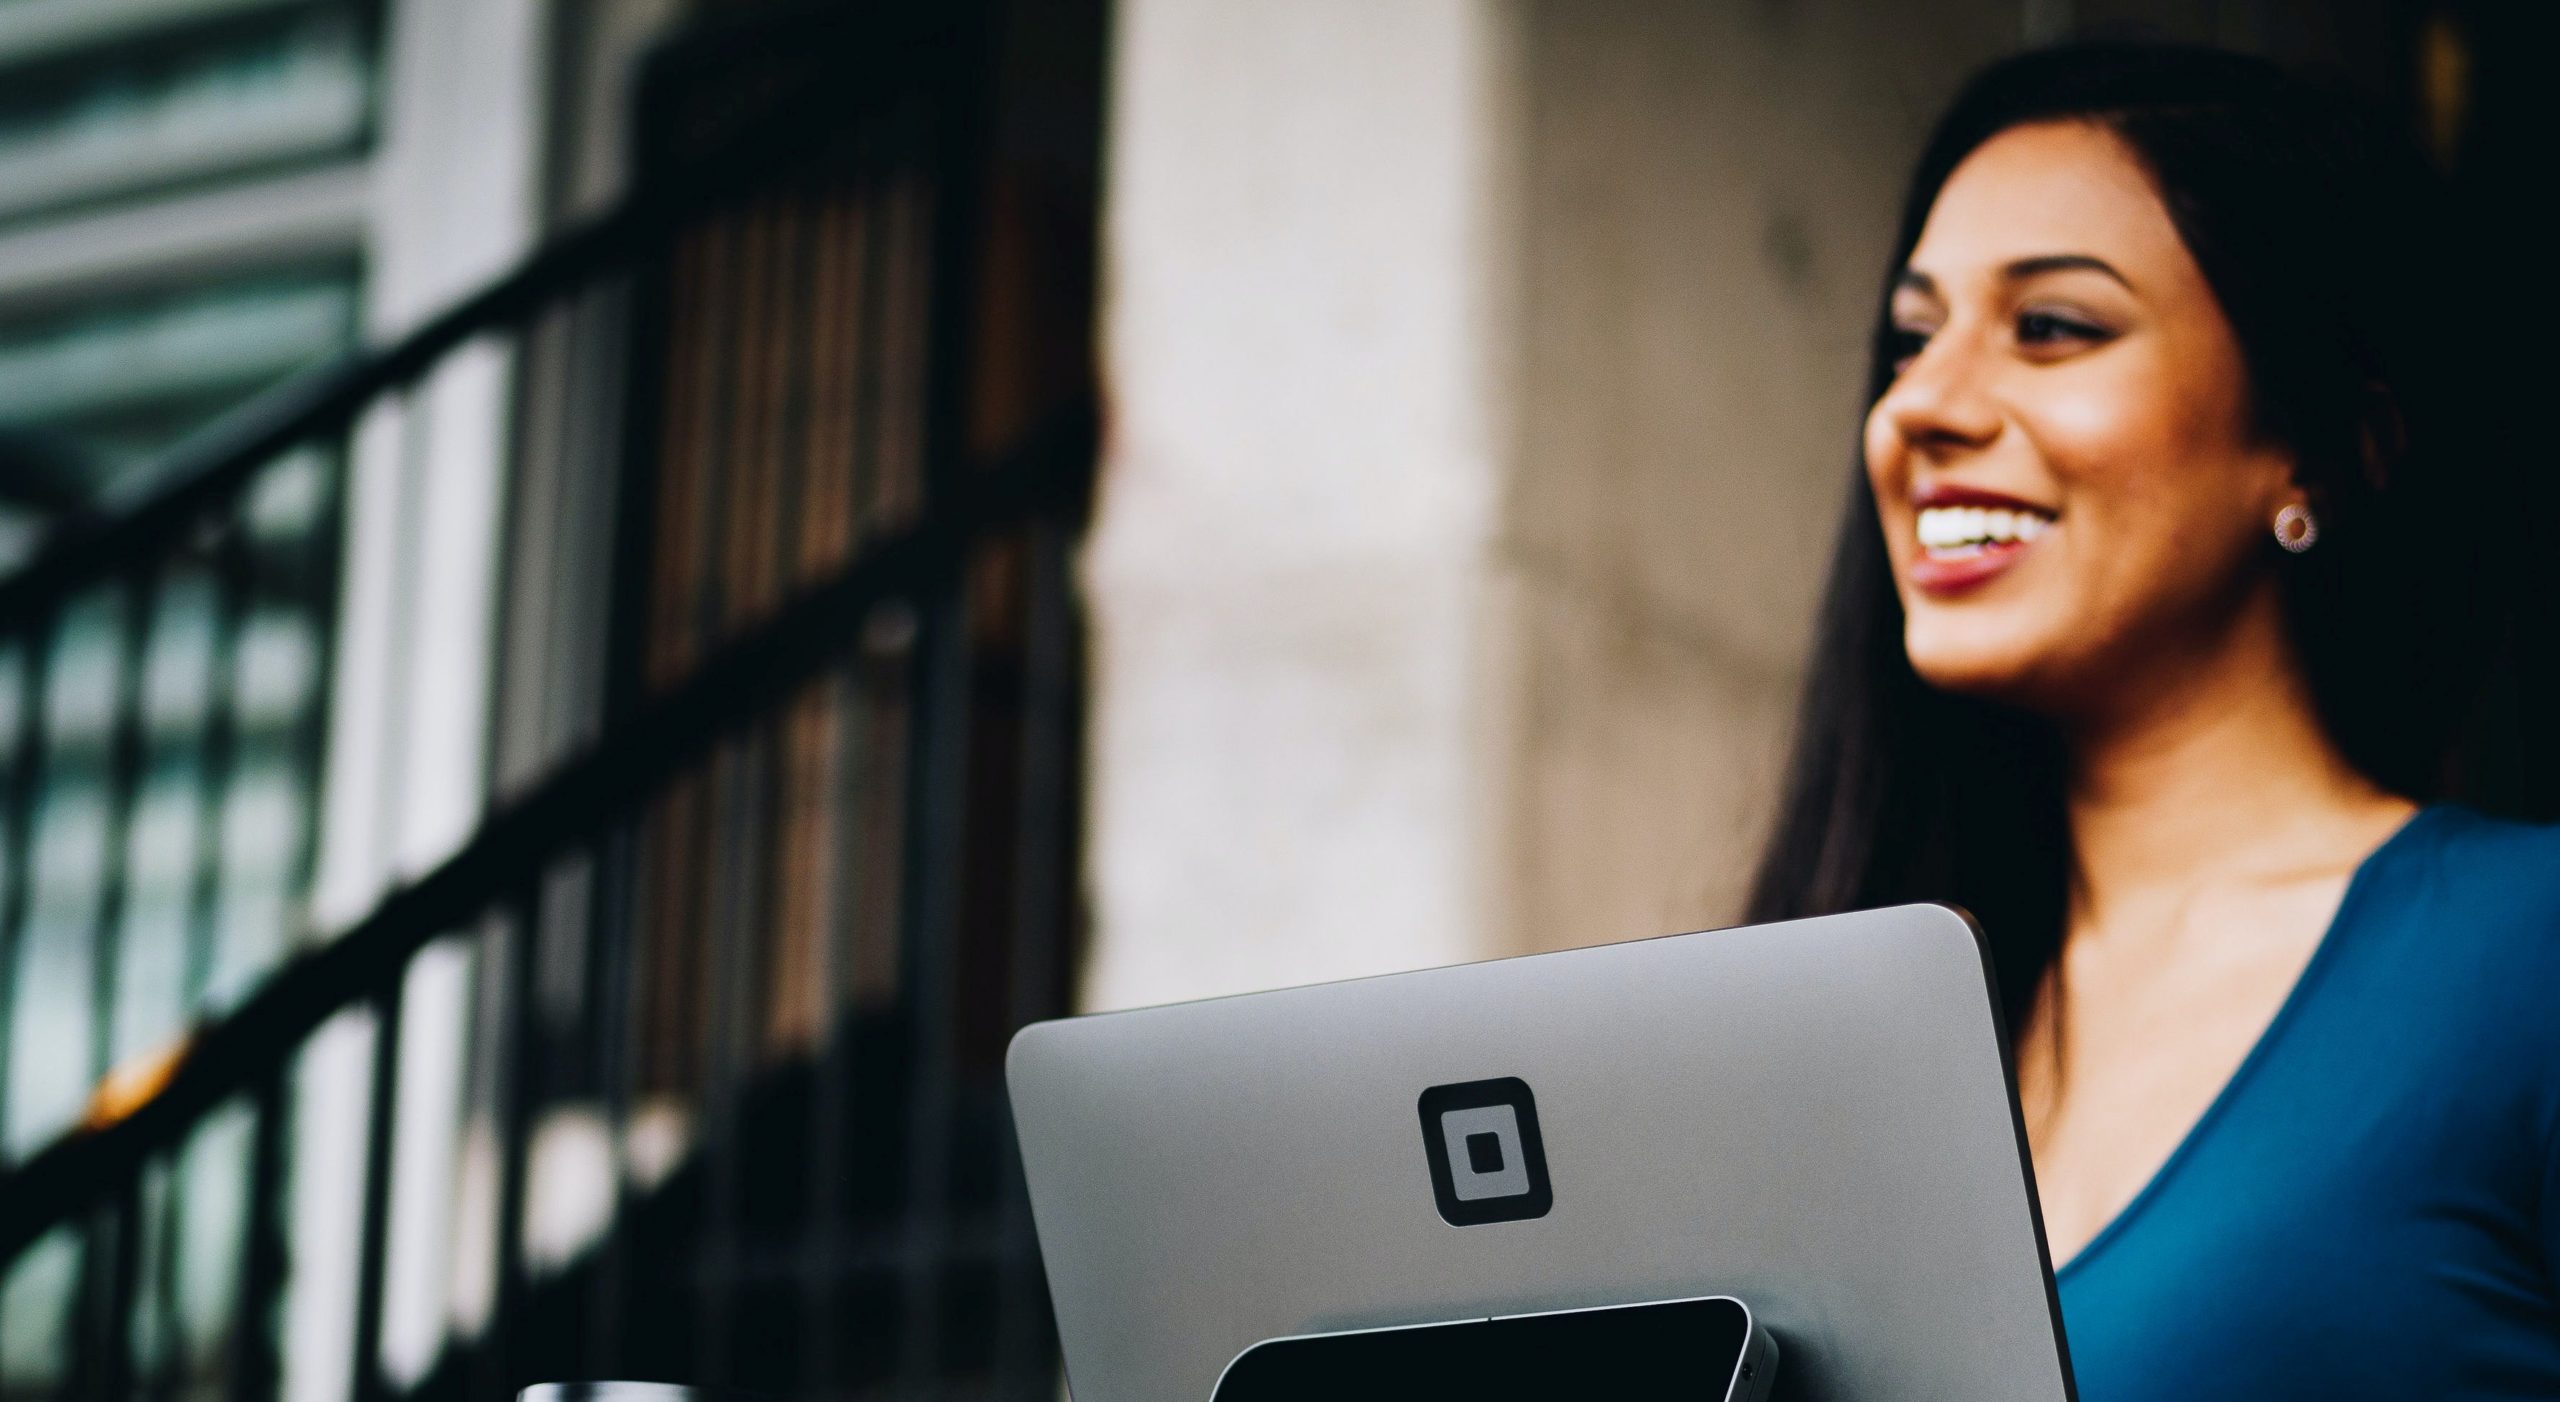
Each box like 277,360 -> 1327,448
1083,0 -> 2029,1010
1486,0 -> 2021,952
1080,0 -> 1519,1009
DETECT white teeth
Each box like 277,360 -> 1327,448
1915,504 -> 2054,552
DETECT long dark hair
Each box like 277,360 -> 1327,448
1745,43 -> 2517,1027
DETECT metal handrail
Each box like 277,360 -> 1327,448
0,0 -> 1014,1256
0,0 -> 957,637
0,401 -> 1094,1260
0,10 -> 1092,1397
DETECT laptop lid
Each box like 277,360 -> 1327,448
1006,904 -> 2075,1401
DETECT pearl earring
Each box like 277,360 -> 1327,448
2273,502 -> 2319,554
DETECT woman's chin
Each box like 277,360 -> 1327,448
1902,633 -> 2053,703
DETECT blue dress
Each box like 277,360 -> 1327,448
2056,806 -> 2560,1400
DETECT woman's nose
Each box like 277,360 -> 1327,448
1881,336 -> 2003,453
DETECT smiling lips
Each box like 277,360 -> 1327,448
1907,486 -> 2057,594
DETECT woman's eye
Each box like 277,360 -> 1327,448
1886,326 -> 1930,370
2016,311 -> 2106,347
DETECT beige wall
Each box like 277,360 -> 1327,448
1486,0 -> 2022,952
1083,0 -> 2029,1008
1081,0 -> 1517,1009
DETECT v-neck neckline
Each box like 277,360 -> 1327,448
2049,805 -> 2439,1282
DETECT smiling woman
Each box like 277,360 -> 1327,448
1871,116 -> 2310,723
1747,43 -> 2560,1402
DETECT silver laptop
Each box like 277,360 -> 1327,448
1007,905 -> 2077,1401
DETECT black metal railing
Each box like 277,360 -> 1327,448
0,4 -> 1089,1398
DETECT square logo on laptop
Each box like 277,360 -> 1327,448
1417,1077 -> 1553,1226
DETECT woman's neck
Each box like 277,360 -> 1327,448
2060,598 -> 2411,935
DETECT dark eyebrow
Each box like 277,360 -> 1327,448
1892,255 -> 2134,300
2001,253 -> 2132,290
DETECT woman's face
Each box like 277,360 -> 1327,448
1864,120 -> 2300,721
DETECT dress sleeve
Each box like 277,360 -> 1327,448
2540,937 -> 2560,1280
2545,1090 -> 2560,1277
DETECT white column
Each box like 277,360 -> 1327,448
1080,0 -> 1521,1010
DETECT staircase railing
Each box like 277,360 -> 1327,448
0,4 -> 1088,1397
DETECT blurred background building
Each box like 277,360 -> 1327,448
0,0 -> 2538,1398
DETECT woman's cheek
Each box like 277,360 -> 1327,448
2019,389 -> 2144,492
